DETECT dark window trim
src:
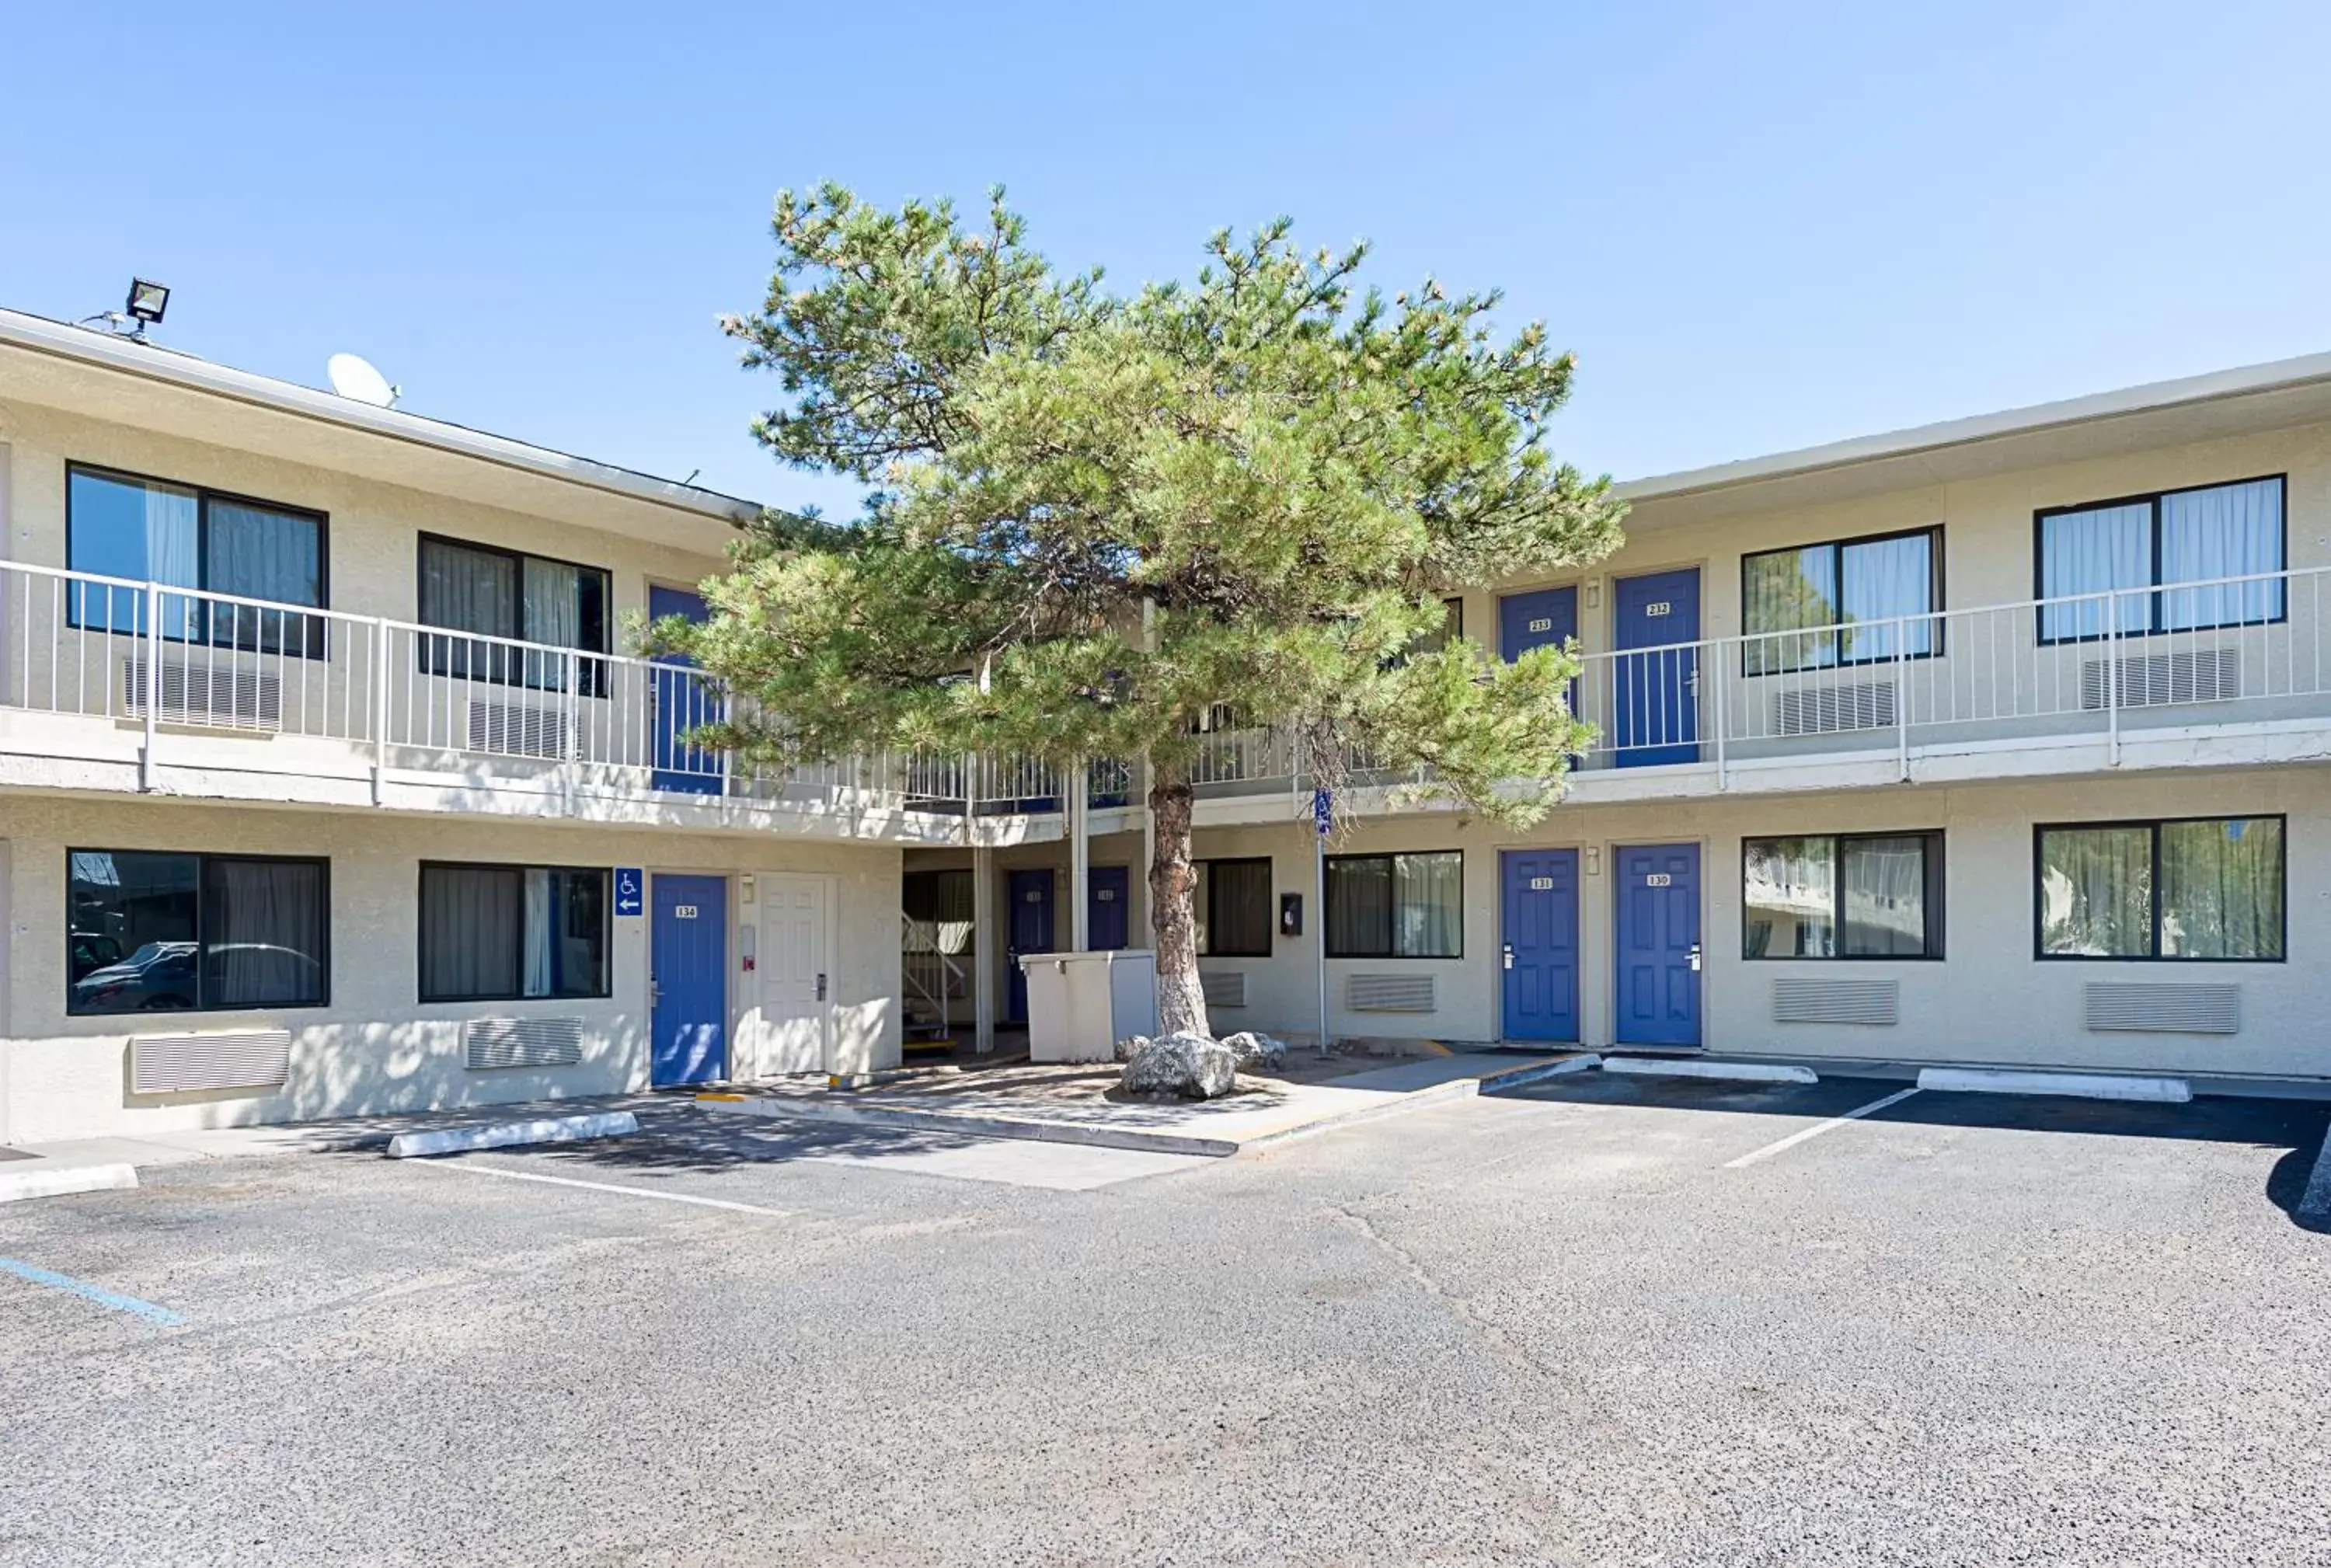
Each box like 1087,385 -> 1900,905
2031,814 -> 2287,963
1740,524 -> 1944,678
415,532 -> 614,698
1740,830 -> 1946,962
64,847 -> 332,1016
2032,472 -> 2289,646
1323,849 -> 1465,960
1197,855 -> 1274,957
64,462 -> 332,660
416,859 -> 615,1003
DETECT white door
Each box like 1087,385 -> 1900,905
754,875 -> 828,1075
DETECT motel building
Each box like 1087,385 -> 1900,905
0,302 -> 2326,1144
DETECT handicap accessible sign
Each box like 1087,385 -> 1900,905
615,867 -> 644,917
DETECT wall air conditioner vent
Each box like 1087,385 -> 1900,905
467,702 -> 570,759
2084,982 -> 2239,1034
124,659 -> 283,730
1772,681 -> 1897,736
1347,973 -> 1436,1013
1200,970 -> 1247,1009
464,1016 -> 585,1070
1772,976 -> 1898,1026
128,1028 -> 292,1094
2081,649 -> 2241,710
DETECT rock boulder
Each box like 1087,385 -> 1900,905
1118,1032 -> 1238,1099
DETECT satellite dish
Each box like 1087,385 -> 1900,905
326,353 -> 399,408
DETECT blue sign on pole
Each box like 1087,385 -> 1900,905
1312,788 -> 1332,838
615,867 -> 645,918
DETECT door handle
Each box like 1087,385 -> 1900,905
1502,943 -> 1514,970
650,977 -> 662,1005
815,972 -> 828,1002
1687,943 -> 1702,973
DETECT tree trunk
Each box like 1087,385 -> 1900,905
1147,761 -> 1212,1040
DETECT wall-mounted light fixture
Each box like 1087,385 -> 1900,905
125,278 -> 170,326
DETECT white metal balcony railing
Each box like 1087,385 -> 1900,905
0,561 -> 2322,814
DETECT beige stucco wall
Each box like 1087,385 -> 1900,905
1149,767 -> 2329,1079
0,796 -> 901,1143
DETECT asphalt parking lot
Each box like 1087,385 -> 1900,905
4,1075 -> 2327,1567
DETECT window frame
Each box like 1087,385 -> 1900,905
1738,524 -> 1944,677
414,531 -> 614,697
64,848 -> 332,1015
1740,830 -> 1946,961
64,462 -> 332,660
416,859 -> 615,1003
1196,856 -> 1274,958
1323,849 -> 1465,960
2032,473 -> 2288,646
2032,814 -> 2287,963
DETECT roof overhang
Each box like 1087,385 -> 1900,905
1615,349 -> 2331,529
0,308 -> 763,553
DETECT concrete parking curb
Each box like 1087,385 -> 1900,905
385,1111 -> 640,1159
0,1162 -> 140,1203
1604,1057 -> 1819,1085
1917,1068 -> 2193,1103
1478,1054 -> 1602,1094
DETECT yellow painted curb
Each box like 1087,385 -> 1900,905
695,1092 -> 748,1103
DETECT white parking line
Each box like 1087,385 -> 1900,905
1723,1087 -> 1923,1169
406,1157 -> 793,1217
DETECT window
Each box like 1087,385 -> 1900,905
1741,528 -> 1939,675
2037,476 -> 2284,643
1326,851 -> 1462,957
419,862 -> 610,1002
417,535 -> 610,693
2037,817 -> 2284,960
1391,598 -> 1465,665
1195,858 -> 1273,956
66,465 -> 326,657
1743,832 -> 1943,959
67,850 -> 328,1014
904,869 -> 976,956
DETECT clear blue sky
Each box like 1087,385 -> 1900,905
5,2 -> 2328,518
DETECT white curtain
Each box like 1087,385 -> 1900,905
1394,852 -> 1462,957
1839,534 -> 1935,661
522,558 -> 582,689
205,859 -> 327,1008
420,866 -> 521,1000
2040,503 -> 2150,640
522,868 -> 555,997
2162,478 -> 2284,629
148,483 -> 200,639
2038,827 -> 2152,956
2159,817 -> 2282,959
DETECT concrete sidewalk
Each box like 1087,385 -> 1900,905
699,1053 -> 1570,1157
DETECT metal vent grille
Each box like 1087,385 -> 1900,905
2084,982 -> 2239,1034
1347,973 -> 1437,1013
464,1016 -> 586,1070
128,1028 -> 292,1094
2081,649 -> 2241,710
124,659 -> 283,730
466,702 -> 571,758
1772,976 -> 1899,1026
1200,970 -> 1247,1009
1773,681 -> 1897,736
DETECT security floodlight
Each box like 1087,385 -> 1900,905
124,279 -> 169,325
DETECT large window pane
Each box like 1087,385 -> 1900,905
2038,827 -> 2152,956
420,863 -> 608,1001
205,498 -> 323,654
2160,817 -> 2283,959
420,537 -> 609,692
1203,859 -> 1273,957
2039,503 -> 2150,641
1838,533 -> 1936,662
1393,852 -> 1463,956
1744,837 -> 1836,957
67,469 -> 199,638
68,851 -> 200,1013
203,859 -> 329,1007
1326,856 -> 1393,957
1840,836 -> 1932,956
2161,478 -> 2284,630
1742,545 -> 1838,675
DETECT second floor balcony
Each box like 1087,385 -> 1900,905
0,561 -> 2324,837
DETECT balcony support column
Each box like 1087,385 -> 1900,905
1068,758 -> 1090,953
971,841 -> 996,1055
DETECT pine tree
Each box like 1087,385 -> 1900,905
682,185 -> 1627,1040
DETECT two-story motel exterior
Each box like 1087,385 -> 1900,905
2,302 -> 2326,1143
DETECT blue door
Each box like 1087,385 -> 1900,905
1500,849 -> 1579,1042
1089,866 -> 1131,951
652,873 -> 727,1085
1613,569 -> 1700,766
1615,843 -> 1701,1047
1005,869 -> 1054,1021
650,585 -> 723,795
1498,587 -> 1577,663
